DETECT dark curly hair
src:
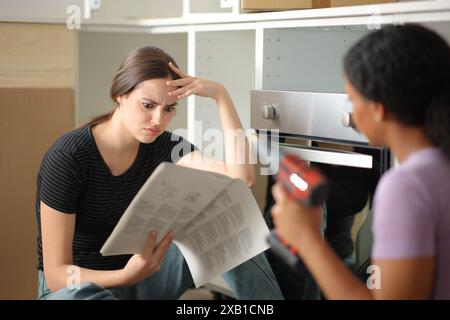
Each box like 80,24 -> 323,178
344,24 -> 450,158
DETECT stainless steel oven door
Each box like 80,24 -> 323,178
250,132 -> 378,176
256,133 -> 385,300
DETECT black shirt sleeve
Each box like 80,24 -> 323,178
159,132 -> 198,164
39,149 -> 82,214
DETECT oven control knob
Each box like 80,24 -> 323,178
262,104 -> 278,120
342,112 -> 356,129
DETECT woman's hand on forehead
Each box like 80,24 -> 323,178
166,62 -> 226,101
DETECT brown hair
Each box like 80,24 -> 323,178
82,46 -> 180,128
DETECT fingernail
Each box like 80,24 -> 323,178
151,230 -> 157,237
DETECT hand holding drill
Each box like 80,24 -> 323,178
268,154 -> 329,269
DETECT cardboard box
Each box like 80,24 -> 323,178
0,88 -> 74,299
242,0 -> 398,11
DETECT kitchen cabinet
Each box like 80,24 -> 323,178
75,0 -> 450,149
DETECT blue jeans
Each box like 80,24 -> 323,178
37,243 -> 284,300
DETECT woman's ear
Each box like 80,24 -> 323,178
373,102 -> 387,123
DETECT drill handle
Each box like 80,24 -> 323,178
266,231 -> 304,270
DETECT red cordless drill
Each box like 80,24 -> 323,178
267,154 -> 329,269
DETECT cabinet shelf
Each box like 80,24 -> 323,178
81,1 -> 450,33
2,1 -> 449,32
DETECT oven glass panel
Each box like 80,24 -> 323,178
260,135 -> 390,299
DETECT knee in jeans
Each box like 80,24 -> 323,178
62,281 -> 107,299
75,281 -> 106,293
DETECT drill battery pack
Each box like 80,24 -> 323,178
277,154 -> 329,206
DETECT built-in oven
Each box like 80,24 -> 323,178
250,89 -> 391,299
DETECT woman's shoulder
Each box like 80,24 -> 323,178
374,148 -> 449,219
43,126 -> 91,162
151,131 -> 190,151
146,131 -> 196,164
389,148 -> 449,192
380,148 -> 449,187
157,130 -> 184,142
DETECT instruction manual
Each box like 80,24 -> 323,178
100,162 -> 270,288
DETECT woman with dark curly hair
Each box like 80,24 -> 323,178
271,24 -> 450,299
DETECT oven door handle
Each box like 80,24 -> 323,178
279,143 -> 373,169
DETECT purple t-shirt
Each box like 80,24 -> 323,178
372,148 -> 450,299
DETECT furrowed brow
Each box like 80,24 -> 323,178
142,98 -> 177,108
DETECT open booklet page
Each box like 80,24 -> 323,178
100,162 -> 270,288
100,162 -> 230,255
175,179 -> 270,287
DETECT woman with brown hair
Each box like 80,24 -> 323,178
36,46 -> 283,300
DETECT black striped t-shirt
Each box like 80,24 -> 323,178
35,125 -> 195,271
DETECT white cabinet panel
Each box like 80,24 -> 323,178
191,30 -> 255,152
263,27 -> 370,93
